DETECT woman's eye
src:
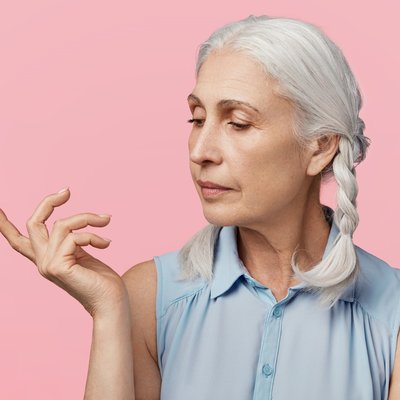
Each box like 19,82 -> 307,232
227,122 -> 251,130
187,118 -> 204,127
187,119 -> 250,130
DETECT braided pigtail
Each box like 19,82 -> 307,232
291,132 -> 369,307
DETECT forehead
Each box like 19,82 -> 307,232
191,50 -> 283,113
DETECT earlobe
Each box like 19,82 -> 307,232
306,134 -> 340,177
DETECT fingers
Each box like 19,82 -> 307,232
0,208 -> 36,261
47,213 -> 111,254
26,187 -> 71,258
2,188 -> 112,269
57,232 -> 111,259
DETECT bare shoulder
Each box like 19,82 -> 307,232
121,259 -> 160,400
122,259 -> 157,299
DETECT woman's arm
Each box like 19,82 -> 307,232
85,259 -> 161,400
84,297 -> 135,400
0,189 -> 137,399
122,260 -> 161,400
389,329 -> 400,399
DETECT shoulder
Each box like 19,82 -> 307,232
354,244 -> 400,330
122,259 -> 157,301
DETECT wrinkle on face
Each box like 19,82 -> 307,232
188,48 -> 312,229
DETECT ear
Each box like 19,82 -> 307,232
306,134 -> 341,176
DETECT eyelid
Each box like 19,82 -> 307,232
228,121 -> 251,129
187,118 -> 251,130
187,118 -> 204,126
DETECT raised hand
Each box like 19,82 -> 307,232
0,188 -> 128,319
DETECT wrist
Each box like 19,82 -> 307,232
92,296 -> 131,323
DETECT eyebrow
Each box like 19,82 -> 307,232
187,93 -> 260,114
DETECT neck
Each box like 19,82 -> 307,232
236,189 -> 331,297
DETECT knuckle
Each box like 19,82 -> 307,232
42,262 -> 61,279
81,231 -> 88,238
45,193 -> 56,203
37,265 -> 49,278
81,214 -> 89,225
65,231 -> 77,245
37,257 -> 51,276
26,217 -> 34,230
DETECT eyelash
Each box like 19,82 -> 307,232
187,118 -> 250,130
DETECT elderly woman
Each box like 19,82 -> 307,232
1,14 -> 399,400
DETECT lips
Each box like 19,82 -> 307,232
197,180 -> 231,189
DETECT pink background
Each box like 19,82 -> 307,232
0,1 -> 399,398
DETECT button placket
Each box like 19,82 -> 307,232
253,297 -> 293,400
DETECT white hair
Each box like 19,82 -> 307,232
178,15 -> 371,308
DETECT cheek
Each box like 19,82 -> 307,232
240,142 -> 307,201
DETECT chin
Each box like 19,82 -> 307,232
202,204 -> 269,230
199,194 -> 254,227
202,209 -> 242,227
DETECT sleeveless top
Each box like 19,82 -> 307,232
153,214 -> 400,400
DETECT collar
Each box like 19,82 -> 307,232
210,209 -> 356,302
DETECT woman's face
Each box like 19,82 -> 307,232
187,49 -> 315,228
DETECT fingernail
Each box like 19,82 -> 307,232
58,187 -> 69,193
103,237 -> 112,242
98,214 -> 111,218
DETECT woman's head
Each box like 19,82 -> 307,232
181,15 -> 371,307
188,47 -> 340,229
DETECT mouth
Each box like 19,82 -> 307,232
196,180 -> 232,198
196,179 -> 231,190
200,186 -> 231,197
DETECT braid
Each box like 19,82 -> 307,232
291,135 -> 360,307
333,136 -> 359,236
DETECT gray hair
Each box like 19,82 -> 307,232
178,15 -> 371,308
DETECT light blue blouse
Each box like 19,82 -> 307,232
154,218 -> 400,400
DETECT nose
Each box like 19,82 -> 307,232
189,121 -> 223,166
